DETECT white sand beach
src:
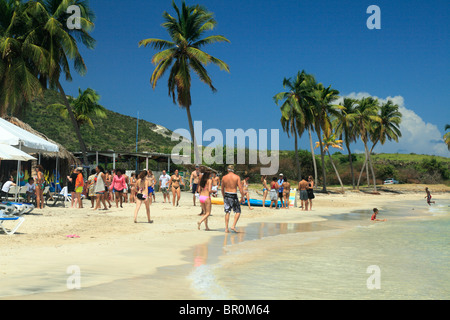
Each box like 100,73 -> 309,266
1,185 -> 449,300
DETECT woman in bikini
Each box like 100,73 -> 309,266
169,169 -> 184,207
197,171 -> 213,231
133,170 -> 152,223
282,177 -> 291,209
35,165 -> 45,209
307,175 -> 315,210
240,176 -> 253,210
129,172 -> 137,203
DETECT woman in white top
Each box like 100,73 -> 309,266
94,166 -> 108,211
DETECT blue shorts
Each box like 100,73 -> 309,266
148,187 -> 154,194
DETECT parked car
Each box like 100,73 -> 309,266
383,178 -> 399,185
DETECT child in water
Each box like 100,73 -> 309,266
371,208 -> 386,222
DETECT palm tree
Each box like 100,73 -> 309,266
315,131 -> 345,193
48,87 -> 107,129
334,98 -> 358,189
0,0 -> 44,116
139,0 -> 230,165
26,0 -> 96,165
310,82 -> 341,192
354,97 -> 381,191
274,71 -> 311,181
444,124 -> 450,150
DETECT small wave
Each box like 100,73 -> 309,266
188,264 -> 231,300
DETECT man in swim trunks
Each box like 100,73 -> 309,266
190,166 -> 201,206
221,165 -> 244,233
277,174 -> 285,209
298,176 -> 309,211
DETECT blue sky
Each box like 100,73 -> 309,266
62,0 -> 450,157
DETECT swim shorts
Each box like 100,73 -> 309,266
161,187 -> 169,194
224,193 -> 241,214
300,190 -> 308,201
192,183 -> 198,194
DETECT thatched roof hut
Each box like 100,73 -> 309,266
3,116 -> 79,164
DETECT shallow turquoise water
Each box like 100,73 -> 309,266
189,199 -> 450,300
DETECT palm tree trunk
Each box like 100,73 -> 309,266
365,143 -> 370,187
308,127 -> 318,186
186,105 -> 201,165
294,132 -> 301,181
316,126 -> 327,192
327,151 -> 344,193
345,141 -> 355,189
56,81 -> 88,165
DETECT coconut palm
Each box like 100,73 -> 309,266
274,71 -> 312,180
26,0 -> 96,165
333,98 -> 358,189
354,97 -> 381,190
310,82 -> 341,192
139,0 -> 230,165
0,0 -> 44,116
444,124 -> 450,150
315,131 -> 345,193
48,87 -> 106,129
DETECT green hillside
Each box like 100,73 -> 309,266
22,90 -> 180,153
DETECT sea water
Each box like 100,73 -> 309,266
189,199 -> 450,300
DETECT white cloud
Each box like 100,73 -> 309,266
339,92 -> 449,157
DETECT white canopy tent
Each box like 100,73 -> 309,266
0,144 -> 37,161
0,117 -> 59,153
0,117 -> 59,201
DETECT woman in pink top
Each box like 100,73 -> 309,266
111,169 -> 127,208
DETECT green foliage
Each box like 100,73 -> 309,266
21,89 -> 179,153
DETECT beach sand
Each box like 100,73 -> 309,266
1,185 -> 449,300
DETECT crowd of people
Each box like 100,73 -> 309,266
4,163 -> 439,232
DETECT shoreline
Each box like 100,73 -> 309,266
1,189 -> 448,300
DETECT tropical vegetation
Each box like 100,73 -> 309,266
274,70 -> 406,193
139,0 -> 230,165
0,0 -> 96,164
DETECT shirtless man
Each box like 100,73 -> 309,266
221,165 -> 244,233
190,166 -> 201,206
298,176 -> 309,211
211,172 -> 220,197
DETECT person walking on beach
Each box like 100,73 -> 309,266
307,175 -> 315,210
111,169 -> 127,208
146,170 -> 156,203
425,187 -> 435,205
190,166 -> 201,206
129,172 -> 137,203
197,171 -> 213,231
169,169 -> 184,207
261,175 -> 268,208
93,166 -> 108,211
159,170 -> 171,203
298,176 -> 309,211
134,170 -> 152,223
371,208 -> 386,222
282,177 -> 291,209
221,165 -> 244,233
34,165 -> 45,209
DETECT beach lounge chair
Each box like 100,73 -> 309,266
0,211 -> 25,235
